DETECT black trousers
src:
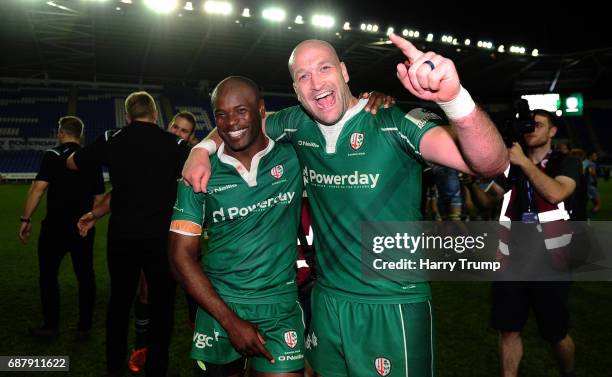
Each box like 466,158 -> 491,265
106,235 -> 175,377
37,224 -> 96,330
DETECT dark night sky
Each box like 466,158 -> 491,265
242,0 -> 607,54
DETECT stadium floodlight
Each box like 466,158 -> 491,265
426,33 -> 433,42
402,29 -> 408,36
343,22 -> 351,31
312,14 -> 334,28
241,8 -> 250,17
262,7 -> 286,22
521,93 -> 560,112
204,1 -> 232,15
556,110 -> 563,116
120,0 -> 132,3
532,49 -> 539,57
372,24 -> 379,32
366,24 -> 373,31
464,39 -> 471,46
413,31 -> 419,38
361,23 -> 366,30
144,0 -> 178,14
295,15 -> 304,24
386,27 -> 394,35
184,1 -> 193,11
498,45 -> 505,53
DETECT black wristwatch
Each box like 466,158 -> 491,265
20,217 -> 31,223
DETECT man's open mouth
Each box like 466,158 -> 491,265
314,90 -> 336,110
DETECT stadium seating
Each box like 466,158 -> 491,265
76,90 -> 120,143
171,98 -> 213,140
0,150 -> 43,173
2,84 -> 609,176
0,87 -> 68,139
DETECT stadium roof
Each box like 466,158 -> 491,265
1,0 -> 610,102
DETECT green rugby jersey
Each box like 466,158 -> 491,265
170,138 -> 303,304
266,100 -> 442,303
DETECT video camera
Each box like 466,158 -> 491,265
498,99 -> 535,147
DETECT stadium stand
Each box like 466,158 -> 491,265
2,84 -> 610,179
77,88 -> 167,142
76,90 -> 120,143
0,86 -> 68,139
170,98 -> 214,141
0,150 -> 43,173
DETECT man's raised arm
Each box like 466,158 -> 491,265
181,129 -> 221,192
389,33 -> 508,177
183,93 -> 397,192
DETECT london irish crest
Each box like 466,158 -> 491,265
283,330 -> 298,348
350,132 -> 364,150
374,357 -> 391,376
270,164 -> 284,179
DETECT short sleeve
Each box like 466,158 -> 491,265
169,180 -> 205,236
380,106 -> 443,162
264,107 -> 302,143
35,150 -> 58,182
73,134 -> 109,170
557,156 -> 581,184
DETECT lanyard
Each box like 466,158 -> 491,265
524,149 -> 552,213
525,181 -> 535,212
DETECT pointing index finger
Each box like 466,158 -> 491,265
389,32 -> 423,62
256,334 -> 275,363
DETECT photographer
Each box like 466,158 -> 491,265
482,109 -> 582,377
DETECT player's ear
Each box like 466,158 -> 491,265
259,99 -> 266,118
341,62 -> 350,83
549,125 -> 558,138
292,82 -> 301,102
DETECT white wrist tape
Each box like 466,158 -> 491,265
436,86 -> 476,121
193,139 -> 217,155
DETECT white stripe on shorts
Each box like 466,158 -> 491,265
398,304 -> 409,377
428,300 -> 433,377
296,300 -> 306,330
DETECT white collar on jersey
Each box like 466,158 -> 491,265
218,136 -> 275,187
316,98 -> 368,154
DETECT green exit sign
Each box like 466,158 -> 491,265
562,93 -> 583,116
